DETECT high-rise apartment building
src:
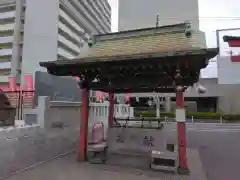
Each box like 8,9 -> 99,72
118,0 -> 199,31
0,0 -> 111,86
0,0 -> 24,84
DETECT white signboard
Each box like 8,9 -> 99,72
218,29 -> 240,57
217,28 -> 240,84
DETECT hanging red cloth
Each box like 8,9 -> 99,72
124,93 -> 130,104
96,91 -> 104,101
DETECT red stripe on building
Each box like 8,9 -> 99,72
226,39 -> 240,62
231,56 -> 240,62
228,40 -> 240,47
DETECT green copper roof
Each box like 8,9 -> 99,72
76,22 -> 206,59
41,22 -> 210,66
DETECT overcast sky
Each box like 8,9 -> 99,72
108,0 -> 240,78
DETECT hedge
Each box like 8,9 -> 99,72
134,110 -> 240,121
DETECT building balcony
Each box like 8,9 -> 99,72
0,64 -> 11,83
59,9 -> 85,34
0,48 -> 12,56
58,23 -> 83,48
0,36 -> 13,44
0,55 -> 11,63
0,23 -> 14,31
58,34 -> 80,54
57,47 -> 75,59
0,68 -> 10,75
0,11 -> 15,19
0,4 -> 15,14
0,75 -> 9,83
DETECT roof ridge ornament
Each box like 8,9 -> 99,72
88,35 -> 95,47
184,21 -> 192,38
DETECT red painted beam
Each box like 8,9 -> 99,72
108,92 -> 114,128
176,89 -> 189,174
78,88 -> 89,162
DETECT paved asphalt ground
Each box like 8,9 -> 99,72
1,123 -> 240,180
186,123 -> 240,180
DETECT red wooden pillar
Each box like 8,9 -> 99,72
78,87 -> 89,162
175,87 -> 189,174
108,92 -> 114,128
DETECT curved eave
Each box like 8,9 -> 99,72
40,48 -> 219,75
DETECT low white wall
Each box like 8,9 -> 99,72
46,100 -> 134,142
36,98 -> 134,142
45,100 -> 81,129
37,97 -> 134,129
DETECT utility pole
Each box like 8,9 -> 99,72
156,15 -> 160,27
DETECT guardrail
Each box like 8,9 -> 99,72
113,117 -> 165,129
161,116 -> 226,124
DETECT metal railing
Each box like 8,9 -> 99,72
113,117 -> 164,129
3,90 -> 35,120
